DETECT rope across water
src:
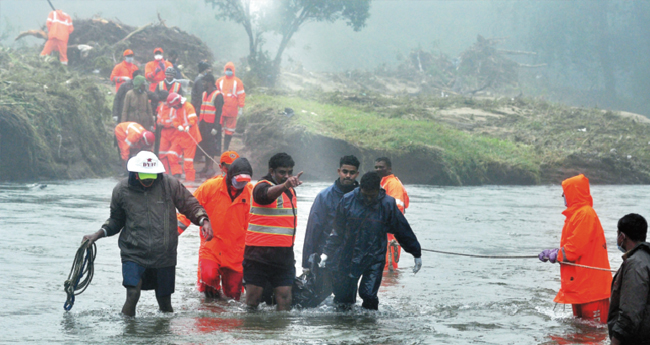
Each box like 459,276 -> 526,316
421,248 -> 618,272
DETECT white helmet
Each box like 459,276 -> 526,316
127,151 -> 166,174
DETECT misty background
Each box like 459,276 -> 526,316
2,0 -> 649,117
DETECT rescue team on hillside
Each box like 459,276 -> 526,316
108,46 -> 244,181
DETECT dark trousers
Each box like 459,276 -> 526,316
332,261 -> 384,310
195,121 -> 221,162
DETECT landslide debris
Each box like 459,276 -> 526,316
0,47 -> 118,181
19,16 -> 214,79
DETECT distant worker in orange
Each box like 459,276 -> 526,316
145,48 -> 173,92
114,122 -> 155,168
539,174 -> 612,324
374,157 -> 409,271
167,92 -> 200,181
110,49 -> 139,93
215,62 -> 245,151
177,158 -> 253,300
40,8 -> 74,65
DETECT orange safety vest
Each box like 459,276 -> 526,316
246,180 -> 297,247
199,90 -> 221,123
157,80 -> 181,94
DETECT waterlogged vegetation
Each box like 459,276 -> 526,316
0,47 -> 118,180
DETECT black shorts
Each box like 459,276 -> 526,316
122,261 -> 175,297
243,259 -> 296,288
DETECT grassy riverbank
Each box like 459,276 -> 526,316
242,92 -> 650,184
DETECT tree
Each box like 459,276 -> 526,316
206,0 -> 371,86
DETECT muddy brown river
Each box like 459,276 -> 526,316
1,179 -> 647,344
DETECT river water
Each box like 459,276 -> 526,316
1,179 -> 647,344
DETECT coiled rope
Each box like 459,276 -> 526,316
421,248 -> 617,272
63,240 -> 96,311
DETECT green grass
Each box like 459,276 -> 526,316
247,94 -> 540,175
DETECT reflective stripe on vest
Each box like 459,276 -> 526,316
246,180 -> 296,247
219,79 -> 238,98
199,90 -> 220,123
158,81 -> 181,93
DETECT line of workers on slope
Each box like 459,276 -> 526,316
110,48 -> 245,181
82,151 -> 423,316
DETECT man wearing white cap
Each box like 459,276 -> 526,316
83,151 -> 213,317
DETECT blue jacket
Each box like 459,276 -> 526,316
323,188 -> 421,278
302,180 -> 357,268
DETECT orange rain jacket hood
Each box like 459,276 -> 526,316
554,174 -> 612,304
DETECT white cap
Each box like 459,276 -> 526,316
127,151 -> 166,174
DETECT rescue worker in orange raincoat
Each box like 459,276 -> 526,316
374,157 -> 409,271
114,122 -> 155,168
215,62 -> 245,151
145,48 -> 173,92
156,93 -> 181,174
110,49 -> 139,93
177,158 -> 253,300
539,174 -> 612,323
168,93 -> 201,181
40,9 -> 73,65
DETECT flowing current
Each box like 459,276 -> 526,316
1,179 -> 647,344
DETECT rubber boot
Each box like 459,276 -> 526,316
223,135 -> 232,151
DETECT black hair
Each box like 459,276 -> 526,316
132,70 -> 142,77
360,171 -> 381,191
198,60 -> 210,73
203,73 -> 216,86
618,213 -> 648,242
268,152 -> 294,170
340,155 -> 360,169
375,157 -> 392,168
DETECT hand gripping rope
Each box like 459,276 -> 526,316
63,239 -> 96,311
421,248 -> 617,272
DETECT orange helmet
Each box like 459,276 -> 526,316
220,151 -> 240,165
123,49 -> 134,56
142,131 -> 155,146
166,92 -> 182,107
154,47 -> 163,55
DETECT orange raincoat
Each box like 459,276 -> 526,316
145,59 -> 173,92
110,61 -> 139,92
215,62 -> 245,135
177,176 -> 253,286
40,10 -> 74,64
381,174 -> 409,270
554,174 -> 612,304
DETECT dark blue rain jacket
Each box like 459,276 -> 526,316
302,180 -> 357,268
323,188 -> 421,278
